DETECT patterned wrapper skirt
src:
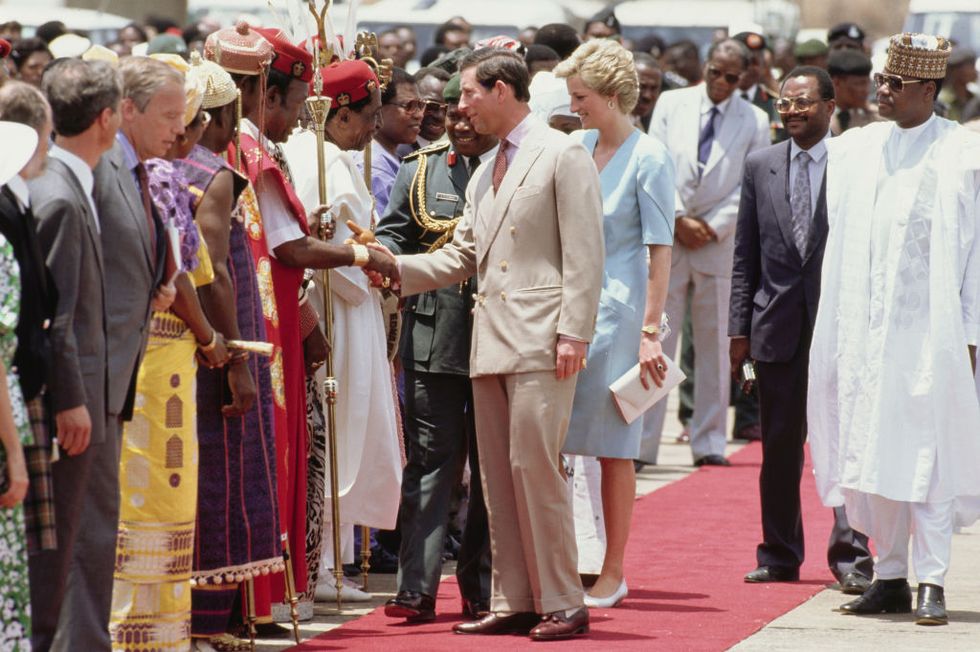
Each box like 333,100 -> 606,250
110,312 -> 199,651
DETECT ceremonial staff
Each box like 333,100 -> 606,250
305,0 -> 347,611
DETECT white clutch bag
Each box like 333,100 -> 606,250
609,355 -> 686,425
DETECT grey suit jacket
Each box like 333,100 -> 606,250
399,117 -> 605,377
649,85 -> 770,277
94,141 -> 163,419
30,158 -> 109,444
728,140 -> 828,363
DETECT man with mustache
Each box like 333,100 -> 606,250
809,33 -> 980,626
729,66 -> 873,590
376,72 -> 495,624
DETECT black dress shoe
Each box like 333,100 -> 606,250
839,578 -> 912,615
461,598 -> 491,620
453,611 -> 540,635
744,566 -> 799,583
694,454 -> 730,467
253,622 -> 292,638
839,572 -> 872,595
915,583 -> 947,626
385,590 -> 436,622
528,608 -> 589,641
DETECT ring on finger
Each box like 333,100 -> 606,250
656,363 -> 665,372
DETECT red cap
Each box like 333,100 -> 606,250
320,59 -> 379,110
254,27 -> 313,84
0,39 -> 10,59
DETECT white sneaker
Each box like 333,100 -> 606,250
584,579 -> 628,609
314,575 -> 373,602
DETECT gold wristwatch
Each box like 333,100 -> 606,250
641,324 -> 660,336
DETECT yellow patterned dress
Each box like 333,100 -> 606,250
109,161 -> 215,652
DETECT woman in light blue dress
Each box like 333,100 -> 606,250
556,39 -> 674,607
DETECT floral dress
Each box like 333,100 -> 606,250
0,231 -> 32,650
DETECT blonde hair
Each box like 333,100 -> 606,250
553,39 -> 639,114
119,56 -> 184,112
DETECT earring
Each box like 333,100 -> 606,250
607,100 -> 615,109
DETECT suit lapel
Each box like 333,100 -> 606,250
767,142 -> 802,265
109,146 -> 154,270
703,98 -> 745,177
803,172 -> 828,266
51,158 -> 105,276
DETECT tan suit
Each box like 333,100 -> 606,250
399,115 -> 604,613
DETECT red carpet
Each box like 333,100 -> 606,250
293,442 -> 834,650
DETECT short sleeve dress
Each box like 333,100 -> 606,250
0,230 -> 33,650
562,128 -> 675,459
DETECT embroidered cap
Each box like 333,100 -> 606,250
187,52 -> 239,110
319,59 -> 379,110
255,27 -> 314,84
885,33 -> 951,80
204,21 -> 273,76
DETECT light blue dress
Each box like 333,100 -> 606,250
563,128 -> 675,459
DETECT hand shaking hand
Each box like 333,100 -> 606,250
362,242 -> 400,292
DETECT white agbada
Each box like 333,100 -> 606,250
283,130 -> 402,530
808,116 -> 980,531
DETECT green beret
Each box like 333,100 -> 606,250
827,49 -> 872,76
794,39 -> 828,59
443,72 -> 461,103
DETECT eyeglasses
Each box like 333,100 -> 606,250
873,72 -> 927,93
774,97 -> 819,113
422,100 -> 447,115
389,99 -> 425,113
706,65 -> 741,85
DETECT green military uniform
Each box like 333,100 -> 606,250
374,139 -> 492,611
745,85 -> 787,143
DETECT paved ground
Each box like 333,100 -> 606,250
256,391 -> 980,650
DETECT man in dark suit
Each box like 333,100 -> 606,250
27,58 -> 121,652
51,56 -> 177,651
729,66 -> 873,590
376,73 -> 494,623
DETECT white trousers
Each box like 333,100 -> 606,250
639,263 -> 730,462
862,494 -> 954,587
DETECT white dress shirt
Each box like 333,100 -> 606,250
5,174 -> 30,212
789,133 -> 829,220
49,144 -> 99,232
699,84 -> 734,134
500,112 -> 540,165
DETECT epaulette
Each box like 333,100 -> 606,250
402,140 -> 451,161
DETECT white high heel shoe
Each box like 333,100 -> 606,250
584,579 -> 628,608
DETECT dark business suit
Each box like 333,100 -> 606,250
375,142 -> 491,606
28,156 -> 109,652
729,140 -> 872,579
53,139 -> 164,651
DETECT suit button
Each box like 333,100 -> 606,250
500,260 -> 508,271
43,319 -> 51,330
510,226 -> 516,235
471,293 -> 478,300
500,291 -> 507,301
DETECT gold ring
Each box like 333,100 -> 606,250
580,358 -> 587,370
656,363 -> 665,372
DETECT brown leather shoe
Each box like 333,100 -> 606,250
528,608 -> 589,641
453,611 -> 540,635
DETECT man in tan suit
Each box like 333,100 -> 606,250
379,48 -> 604,640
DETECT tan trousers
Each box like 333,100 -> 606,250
471,370 -> 584,614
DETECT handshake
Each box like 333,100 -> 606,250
345,219 -> 401,291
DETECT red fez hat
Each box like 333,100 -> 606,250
320,59 -> 379,110
254,27 -> 313,84
0,39 -> 11,59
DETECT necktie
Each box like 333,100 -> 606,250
838,109 -> 851,132
697,106 -> 719,176
741,91 -> 750,101
790,151 -> 812,256
468,155 -> 482,178
135,163 -> 157,270
492,141 -> 509,193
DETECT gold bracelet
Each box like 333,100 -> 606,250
351,243 -> 370,267
199,329 -> 217,352
641,324 -> 660,336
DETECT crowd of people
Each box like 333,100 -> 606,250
0,5 -> 977,652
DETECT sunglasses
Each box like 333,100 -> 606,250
706,65 -> 741,85
873,72 -> 927,93
389,99 -> 425,113
422,100 -> 447,115
774,97 -> 819,113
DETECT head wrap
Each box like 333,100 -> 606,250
151,53 -> 203,126
48,33 -> 91,59
187,52 -> 239,110
254,27 -> 313,84
82,44 -> 119,65
320,59 -> 379,110
884,33 -> 951,80
204,21 -> 273,76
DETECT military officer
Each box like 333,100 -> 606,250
735,31 -> 787,144
828,49 -> 884,134
376,73 -> 497,623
